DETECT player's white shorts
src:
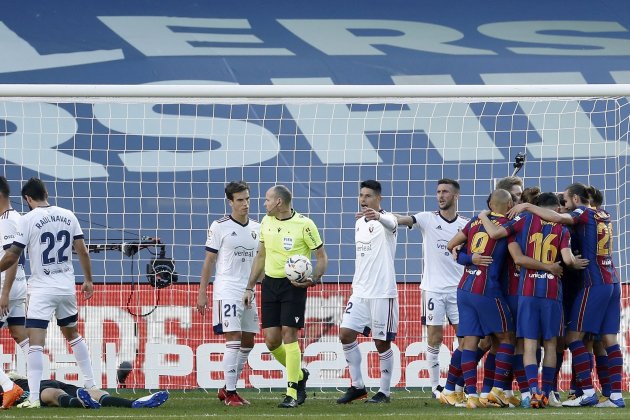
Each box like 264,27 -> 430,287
341,295 -> 399,341
212,299 -> 259,334
422,290 -> 459,326
0,298 -> 26,328
26,293 -> 78,328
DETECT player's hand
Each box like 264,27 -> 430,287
451,244 -> 463,261
81,281 -> 94,300
507,203 -> 530,219
547,262 -> 563,277
472,253 -> 493,266
243,289 -> 254,308
0,294 -> 9,317
362,207 -> 381,221
478,209 -> 491,218
196,293 -> 208,316
572,255 -> 589,270
355,212 -> 363,220
290,276 -> 318,288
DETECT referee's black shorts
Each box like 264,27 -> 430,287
261,275 -> 307,329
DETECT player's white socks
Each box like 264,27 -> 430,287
236,347 -> 253,381
0,370 -> 14,391
224,341 -> 240,391
427,345 -> 440,389
379,348 -> 394,396
18,338 -> 29,356
28,345 -> 44,402
68,335 -> 95,388
343,340 -> 364,389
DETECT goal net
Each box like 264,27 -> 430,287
0,84 -> 628,392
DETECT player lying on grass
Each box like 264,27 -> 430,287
4,372 -> 168,409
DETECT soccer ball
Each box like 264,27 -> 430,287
284,255 -> 312,282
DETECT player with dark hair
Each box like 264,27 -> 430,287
396,179 -> 469,398
446,190 -> 516,408
337,180 -> 399,404
3,373 -> 167,409
508,183 -> 624,408
243,185 -> 328,408
0,178 -> 96,408
196,181 -> 260,406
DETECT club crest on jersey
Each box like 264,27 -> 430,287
369,225 -> 374,233
283,237 -> 293,250
224,320 -> 229,328
251,231 -> 257,239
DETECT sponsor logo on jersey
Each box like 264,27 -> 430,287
528,272 -> 553,279
283,237 -> 293,250
436,225 -> 442,230
466,268 -> 481,276
231,231 -> 237,236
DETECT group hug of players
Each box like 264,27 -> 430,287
439,179 -> 624,409
197,177 -> 624,410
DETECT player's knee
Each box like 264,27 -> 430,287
338,328 -> 357,344
427,327 -> 443,347
374,339 -> 391,353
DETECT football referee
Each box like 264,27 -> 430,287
244,185 -> 328,408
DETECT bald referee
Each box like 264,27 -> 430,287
243,185 -> 328,408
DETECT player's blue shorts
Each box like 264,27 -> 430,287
506,295 -> 518,324
517,296 -> 563,340
569,283 -> 620,335
457,289 -> 514,337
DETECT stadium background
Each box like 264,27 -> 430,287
0,0 -> 629,390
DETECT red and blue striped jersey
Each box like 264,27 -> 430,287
506,212 -> 571,300
569,206 -> 619,286
457,213 -> 510,297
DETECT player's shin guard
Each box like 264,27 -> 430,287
461,349 -> 479,396
284,341 -> 302,400
378,348 -> 394,396
541,366 -> 555,396
69,336 -> 95,388
606,344 -> 623,399
596,354 -> 611,397
445,348 -> 462,392
236,347 -> 253,381
28,346 -> 44,402
482,353 -> 495,394
513,354 -> 529,393
568,341 -> 594,394
343,340 -> 364,389
427,345 -> 440,390
270,343 -> 287,366
493,344 -> 514,390
224,341 -> 240,391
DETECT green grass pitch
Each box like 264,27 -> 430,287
1,389 -> 626,419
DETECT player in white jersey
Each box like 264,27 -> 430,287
0,177 -> 29,408
196,181 -> 260,407
396,179 -> 468,397
0,178 -> 95,408
338,180 -> 399,404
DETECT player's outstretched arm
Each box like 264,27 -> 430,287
197,251 -> 217,315
394,213 -> 414,228
508,203 -> 573,225
74,238 -> 94,300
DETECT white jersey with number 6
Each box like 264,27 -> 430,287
352,211 -> 398,299
13,206 -> 83,295
0,209 -> 27,300
412,211 -> 468,293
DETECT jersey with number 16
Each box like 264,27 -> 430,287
13,206 -> 84,295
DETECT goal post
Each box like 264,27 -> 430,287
0,84 -> 628,391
